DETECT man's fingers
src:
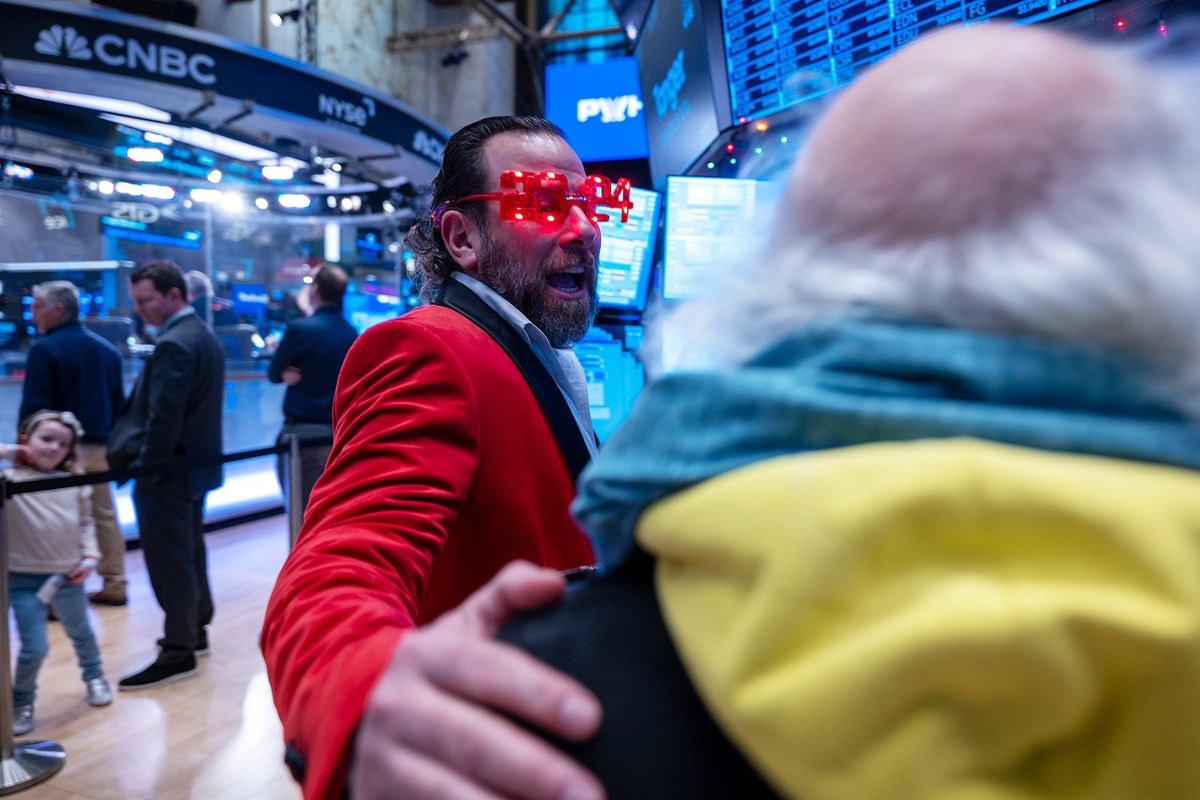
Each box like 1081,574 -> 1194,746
452,560 -> 566,634
393,681 -> 605,800
352,739 -> 502,800
420,633 -> 602,741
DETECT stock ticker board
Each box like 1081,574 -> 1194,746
723,0 -> 1101,120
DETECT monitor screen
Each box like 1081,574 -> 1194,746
597,186 -> 661,311
231,284 -> 269,319
663,176 -> 759,301
575,326 -> 645,443
343,291 -> 403,334
722,0 -> 1108,122
637,0 -> 725,184
545,57 -> 650,162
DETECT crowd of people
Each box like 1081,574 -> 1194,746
4,19 -> 1200,800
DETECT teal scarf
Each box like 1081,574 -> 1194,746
574,317 -> 1200,570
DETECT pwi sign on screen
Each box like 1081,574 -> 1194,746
577,95 -> 644,124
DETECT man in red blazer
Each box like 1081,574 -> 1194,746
262,116 -> 615,800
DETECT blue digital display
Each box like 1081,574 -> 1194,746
597,187 -> 661,311
231,284 -> 269,318
343,291 -> 403,334
545,57 -> 650,162
637,0 -> 724,183
663,176 -> 760,300
723,0 -> 1106,121
575,327 -> 645,442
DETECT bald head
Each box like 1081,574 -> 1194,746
787,26 -> 1138,243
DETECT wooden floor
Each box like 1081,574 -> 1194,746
9,516 -> 301,800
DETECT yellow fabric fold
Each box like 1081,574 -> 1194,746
639,438 -> 1200,800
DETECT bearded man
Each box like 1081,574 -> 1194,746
262,116 -> 617,800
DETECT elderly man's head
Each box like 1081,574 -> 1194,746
31,281 -> 80,334
668,26 -> 1200,413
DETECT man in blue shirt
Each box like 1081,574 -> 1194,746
20,280 -> 128,605
269,263 -> 358,517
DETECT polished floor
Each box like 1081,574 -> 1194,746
8,516 -> 301,800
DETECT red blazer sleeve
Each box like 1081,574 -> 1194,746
261,315 -> 481,800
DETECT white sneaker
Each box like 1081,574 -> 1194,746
86,677 -> 113,706
13,704 -> 33,735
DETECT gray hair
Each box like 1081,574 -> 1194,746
33,281 -> 80,322
650,39 -> 1200,419
185,270 -> 213,300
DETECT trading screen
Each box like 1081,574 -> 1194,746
597,187 -> 661,310
663,176 -> 759,301
724,0 -> 1104,120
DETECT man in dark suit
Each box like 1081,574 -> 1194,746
108,260 -> 225,689
268,263 -> 357,516
20,280 -> 128,605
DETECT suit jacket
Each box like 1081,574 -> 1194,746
267,306 -> 358,425
261,305 -> 595,800
19,321 -> 124,443
108,312 -> 225,495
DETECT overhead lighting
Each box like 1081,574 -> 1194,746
382,200 -> 396,213
117,182 -> 175,200
261,165 -> 295,181
270,7 -> 302,26
144,131 -> 174,146
326,196 -> 337,209
127,147 -> 165,163
331,163 -> 343,172
255,197 -> 270,210
278,193 -> 311,209
221,193 -> 246,212
207,169 -> 223,183
3,162 -> 34,181
12,85 -> 171,123
340,197 -> 353,211
99,114 -> 279,163
190,188 -> 223,203
97,180 -> 115,195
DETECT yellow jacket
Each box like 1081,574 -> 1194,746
640,438 -> 1200,800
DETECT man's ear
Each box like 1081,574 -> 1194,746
440,209 -> 482,273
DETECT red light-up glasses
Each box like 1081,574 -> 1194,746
431,170 -> 634,230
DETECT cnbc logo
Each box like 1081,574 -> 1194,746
35,25 -> 91,60
32,24 -> 217,86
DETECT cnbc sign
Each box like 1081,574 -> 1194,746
33,24 -> 217,86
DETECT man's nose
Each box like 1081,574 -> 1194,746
561,204 -> 598,248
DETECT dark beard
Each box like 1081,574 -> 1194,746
477,229 -> 598,348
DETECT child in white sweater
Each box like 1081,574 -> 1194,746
1,410 -> 112,736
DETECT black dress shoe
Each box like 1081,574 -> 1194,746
118,651 -> 197,691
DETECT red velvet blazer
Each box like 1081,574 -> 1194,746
261,305 -> 596,800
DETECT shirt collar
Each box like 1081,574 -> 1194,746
160,305 -> 196,333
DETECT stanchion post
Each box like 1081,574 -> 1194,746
0,474 -> 66,792
286,435 -> 303,550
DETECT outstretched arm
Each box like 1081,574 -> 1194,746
352,562 -> 605,800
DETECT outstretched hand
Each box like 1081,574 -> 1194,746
351,561 -> 606,800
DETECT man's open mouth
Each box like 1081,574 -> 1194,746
546,269 -> 586,293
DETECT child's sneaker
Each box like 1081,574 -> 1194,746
86,677 -> 113,706
12,704 -> 33,735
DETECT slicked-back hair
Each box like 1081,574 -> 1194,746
33,280 -> 80,322
405,116 -> 567,300
131,260 -> 187,300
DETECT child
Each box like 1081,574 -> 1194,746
1,410 -> 112,735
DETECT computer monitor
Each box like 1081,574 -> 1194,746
663,176 -> 759,301
576,326 -> 645,443
597,186 -> 661,312
343,291 -> 403,334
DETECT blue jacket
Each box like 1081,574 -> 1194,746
20,322 -> 124,443
268,306 -> 358,425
